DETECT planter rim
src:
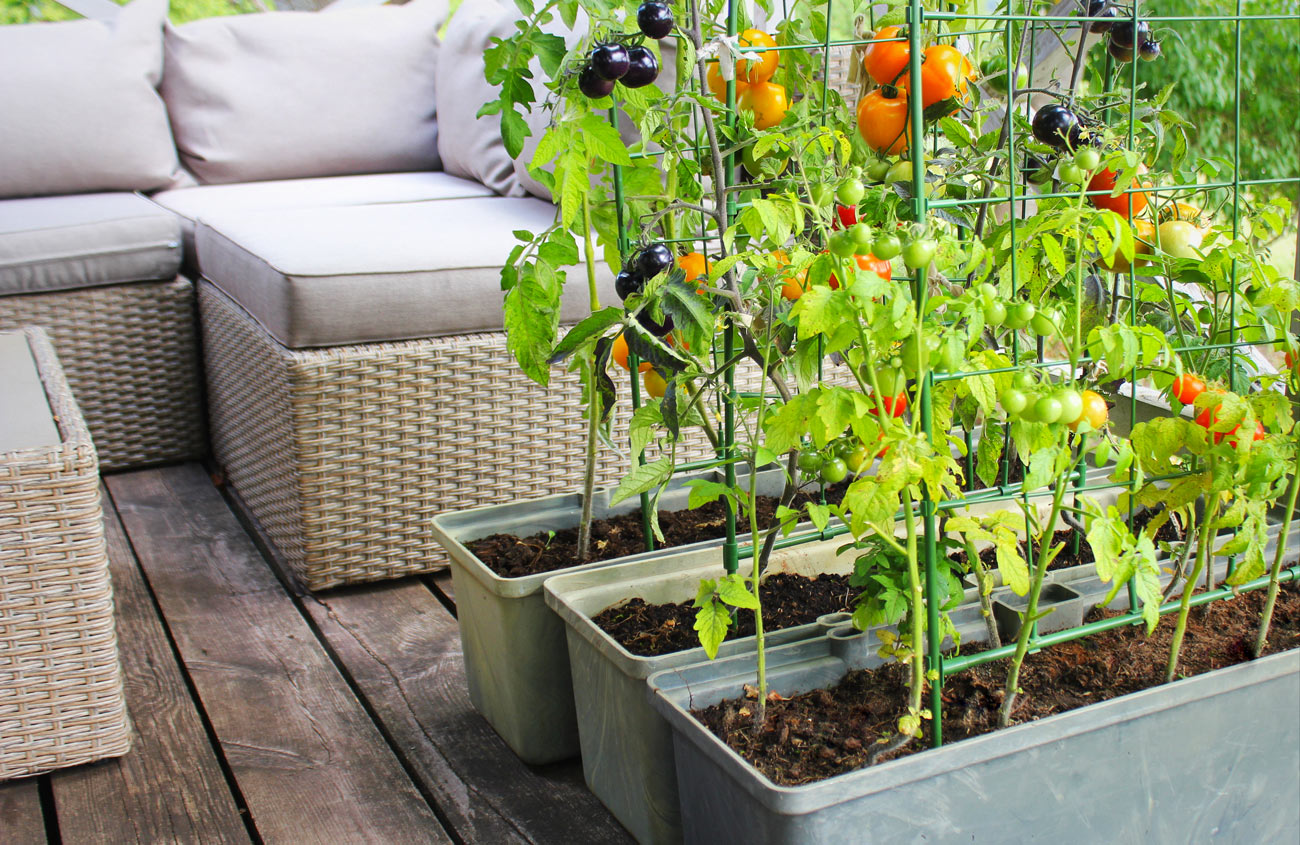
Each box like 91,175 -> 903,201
649,636 -> 1299,816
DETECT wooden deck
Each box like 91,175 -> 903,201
1,463 -> 632,844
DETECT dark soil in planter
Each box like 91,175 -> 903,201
593,573 -> 857,657
469,481 -> 850,578
697,582 -> 1300,786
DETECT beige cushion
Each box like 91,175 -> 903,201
195,198 -> 616,349
0,193 -> 181,296
161,0 -> 449,185
0,0 -> 183,198
151,171 -> 494,260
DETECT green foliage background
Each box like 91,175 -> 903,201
1,0 -> 258,25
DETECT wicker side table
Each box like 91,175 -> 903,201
0,327 -> 130,780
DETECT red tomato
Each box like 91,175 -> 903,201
1088,166 -> 1149,219
856,252 -> 893,282
1171,374 -> 1206,405
833,204 -> 859,230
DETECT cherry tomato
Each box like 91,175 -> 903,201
848,222 -> 874,248
706,62 -> 748,104
870,391 -> 908,417
780,269 -> 809,301
1034,395 -> 1063,424
643,368 -> 667,398
612,331 -> 654,373
872,233 -> 902,260
837,179 -> 866,207
1031,307 -> 1060,338
1006,301 -> 1037,330
846,444 -> 872,473
811,183 -> 835,209
1171,374 -> 1206,405
984,300 -> 1008,326
857,87 -> 910,156
1100,218 -> 1156,273
862,25 -> 910,86
885,159 -> 913,184
1157,220 -> 1204,259
902,238 -> 936,269
830,230 -> 858,258
856,252 -> 893,282
1057,161 -> 1085,185
1012,371 -> 1036,390
1000,388 -> 1028,415
834,203 -> 859,230
866,160 -> 891,182
900,44 -> 970,112
1055,389 -> 1084,426
1254,420 -> 1267,441
1031,103 -> 1080,149
821,457 -> 849,484
741,140 -> 790,177
1075,147 -> 1102,173
798,451 -> 824,474
1071,389 -> 1109,431
738,81 -> 789,130
737,29 -> 779,83
1088,166 -> 1149,218
677,251 -> 708,281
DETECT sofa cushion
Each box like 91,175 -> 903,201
161,0 -> 448,185
195,198 -> 616,349
0,0 -> 182,198
151,171 -> 494,259
0,194 -> 182,297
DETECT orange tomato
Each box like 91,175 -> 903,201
901,45 -> 969,111
1160,201 -> 1206,227
677,251 -> 708,280
1088,165 -> 1150,219
706,62 -> 748,104
736,29 -> 779,83
780,269 -> 810,301
643,368 -> 668,398
1069,390 -> 1109,431
612,331 -> 653,373
856,252 -> 893,282
863,25 -> 911,86
1100,218 -> 1156,273
857,87 -> 910,155
738,81 -> 789,130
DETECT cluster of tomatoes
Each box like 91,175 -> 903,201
1171,373 -> 1267,447
1086,0 -> 1162,63
706,28 -> 789,130
856,26 -> 974,155
999,373 -> 1109,430
577,2 -> 672,99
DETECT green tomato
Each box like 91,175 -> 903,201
866,160 -> 891,182
821,457 -> 849,484
1157,220 -> 1204,259
1055,389 -> 1084,426
1074,147 -> 1102,173
1034,395 -> 1063,424
1057,162 -> 1085,185
1012,371 -> 1036,390
1031,308 -> 1059,338
886,160 -> 913,184
900,334 -> 937,377
983,300 -> 1008,327
1005,301 -> 1036,330
849,222 -> 874,248
741,141 -> 789,177
978,283 -> 999,304
836,178 -> 866,207
846,445 -> 872,473
810,183 -> 835,209
902,238 -> 937,269
829,230 -> 858,258
1000,388 -> 1028,415
872,232 -> 902,260
935,338 -> 964,373
798,452 -> 824,474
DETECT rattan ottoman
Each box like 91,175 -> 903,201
0,327 -> 131,780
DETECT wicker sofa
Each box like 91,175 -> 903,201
1,0 -> 722,590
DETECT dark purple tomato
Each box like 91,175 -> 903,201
637,309 -> 674,337
1107,38 -> 1135,62
637,1 -> 674,39
578,65 -> 616,98
1086,0 -> 1117,32
620,46 -> 659,88
1031,103 -> 1080,149
1109,19 -> 1149,49
590,43 -> 629,80
1138,38 -> 1162,61
615,270 -> 643,301
634,242 -> 674,279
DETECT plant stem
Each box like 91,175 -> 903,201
966,538 -> 1002,648
998,471 -> 1070,727
903,489 -> 924,743
576,192 -> 601,560
1255,463 -> 1300,657
1166,494 -> 1220,682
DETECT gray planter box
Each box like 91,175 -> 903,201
429,466 -> 789,764
649,628 -> 1300,844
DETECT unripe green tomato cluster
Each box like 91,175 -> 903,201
999,384 -> 1086,426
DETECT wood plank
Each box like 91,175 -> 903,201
301,580 -> 632,844
48,486 -> 249,845
0,778 -> 47,845
428,569 -> 455,606
106,466 -> 451,845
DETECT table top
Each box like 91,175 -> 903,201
0,330 -> 61,453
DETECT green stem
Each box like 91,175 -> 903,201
902,489 -> 924,741
1166,493 -> 1220,682
1254,463 -> 1300,657
576,192 -> 601,560
998,470 -> 1071,728
966,538 -> 1002,648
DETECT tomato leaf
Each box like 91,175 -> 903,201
717,574 -> 760,610
694,597 -> 732,659
504,262 -> 562,385
548,307 -> 624,364
609,456 -> 673,506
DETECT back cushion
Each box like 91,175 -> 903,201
0,0 -> 183,198
161,0 -> 449,185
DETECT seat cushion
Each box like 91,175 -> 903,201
151,171 -> 495,259
0,193 -> 182,296
195,197 -> 616,349
0,0 -> 184,198
161,0 -> 449,186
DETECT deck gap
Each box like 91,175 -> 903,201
420,573 -> 458,618
212,480 -> 470,845
36,775 -> 61,845
103,481 -> 266,845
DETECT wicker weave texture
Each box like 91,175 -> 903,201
201,282 -> 756,589
1,327 -> 131,780
0,279 -> 206,471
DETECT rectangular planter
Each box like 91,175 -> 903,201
429,466 -> 788,764
649,629 -> 1300,843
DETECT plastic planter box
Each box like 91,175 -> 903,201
429,466 -> 788,764
648,627 -> 1300,843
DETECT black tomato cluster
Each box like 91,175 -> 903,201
616,243 -> 675,336
578,2 -> 672,99
1087,1 -> 1161,62
1030,103 -> 1102,152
